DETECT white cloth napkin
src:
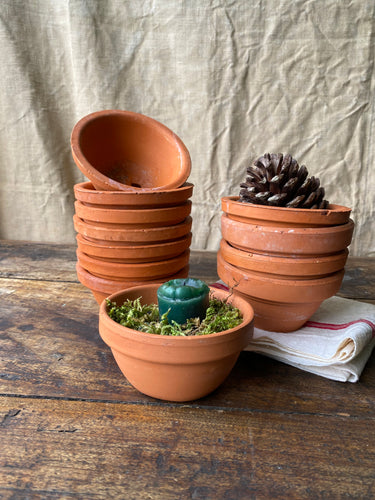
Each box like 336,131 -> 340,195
213,283 -> 375,382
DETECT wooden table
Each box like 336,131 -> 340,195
1,240 -> 374,499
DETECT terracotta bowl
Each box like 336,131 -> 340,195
220,239 -> 348,278
76,233 -> 192,263
74,181 -> 194,208
76,263 -> 189,304
77,249 -> 190,280
99,284 -> 254,402
74,200 -> 192,227
221,214 -> 354,256
73,215 -> 192,243
217,251 -> 345,332
71,110 -> 191,191
222,196 -> 352,227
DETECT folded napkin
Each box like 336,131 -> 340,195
213,283 -> 375,382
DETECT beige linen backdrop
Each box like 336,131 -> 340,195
0,0 -> 374,256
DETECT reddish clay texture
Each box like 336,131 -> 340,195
99,285 -> 254,401
74,200 -> 191,227
76,233 -> 192,263
71,110 -> 191,191
76,263 -> 189,304
221,214 -> 354,256
219,239 -> 348,278
73,215 -> 192,243
77,249 -> 190,280
217,251 -> 345,332
74,181 -> 194,208
221,196 -> 352,228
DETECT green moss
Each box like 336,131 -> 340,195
106,295 -> 243,336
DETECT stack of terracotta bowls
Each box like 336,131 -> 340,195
217,196 -> 355,332
71,110 -> 193,304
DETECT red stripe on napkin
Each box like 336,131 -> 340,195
305,319 -> 375,337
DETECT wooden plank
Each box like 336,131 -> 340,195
0,396 -> 374,499
0,240 -> 219,284
1,277 -> 374,418
1,239 -> 374,299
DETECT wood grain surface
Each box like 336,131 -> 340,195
1,240 -> 374,499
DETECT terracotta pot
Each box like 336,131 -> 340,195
74,200 -> 192,227
77,249 -> 190,280
76,263 -> 189,304
71,110 -> 191,191
74,181 -> 194,208
217,251 -> 345,332
220,239 -> 348,278
73,215 -> 192,243
221,214 -> 354,256
99,284 -> 254,401
222,196 -> 352,227
76,233 -> 192,263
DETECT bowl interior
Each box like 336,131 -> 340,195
72,111 -> 191,190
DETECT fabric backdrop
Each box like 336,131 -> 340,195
0,0 -> 374,256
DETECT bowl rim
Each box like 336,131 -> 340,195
222,196 -> 352,215
220,239 -> 349,265
221,213 -> 355,235
76,232 -> 192,250
74,180 -> 194,197
99,284 -> 254,344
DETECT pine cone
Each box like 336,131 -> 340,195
239,153 -> 329,209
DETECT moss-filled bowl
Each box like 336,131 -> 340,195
99,284 -> 254,402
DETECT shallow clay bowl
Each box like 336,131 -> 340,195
77,249 -> 190,280
99,284 -> 254,402
74,182 -> 194,208
222,196 -> 352,227
221,214 -> 354,256
71,110 -> 191,191
217,251 -> 344,332
76,263 -> 189,304
74,215 -> 192,243
220,239 -> 348,278
76,233 -> 192,263
74,200 -> 191,227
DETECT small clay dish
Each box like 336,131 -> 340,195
76,233 -> 192,263
73,215 -> 192,243
74,181 -> 194,208
99,284 -> 254,402
217,251 -> 345,332
221,214 -> 354,256
71,110 -> 191,191
77,249 -> 190,280
74,200 -> 192,227
220,239 -> 348,278
221,196 -> 352,228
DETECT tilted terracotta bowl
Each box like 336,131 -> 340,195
74,181 -> 194,208
74,200 -> 192,227
76,263 -> 189,304
77,249 -> 190,280
71,110 -> 191,191
76,233 -> 192,263
220,239 -> 348,278
221,196 -> 352,228
73,215 -> 192,243
99,284 -> 254,402
217,251 -> 345,332
221,214 -> 354,256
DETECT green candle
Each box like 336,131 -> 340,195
157,278 -> 210,325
